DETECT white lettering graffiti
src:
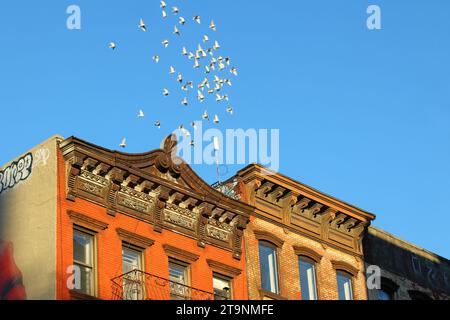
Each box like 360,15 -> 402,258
0,153 -> 33,195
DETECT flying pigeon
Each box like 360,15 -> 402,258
169,66 -> 175,74
226,106 -> 233,114
197,90 -> 205,102
213,40 -> 220,50
179,17 -> 186,25
152,55 -> 160,63
162,39 -> 169,48
138,109 -> 145,118
119,138 -> 126,148
209,20 -> 216,31
172,7 -> 179,14
160,1 -> 166,8
181,97 -> 188,106
193,16 -> 201,24
202,110 -> 209,120
155,120 -> 161,129
139,18 -> 147,31
108,42 -> 116,50
174,25 -> 180,36
163,88 -> 170,96
213,115 -> 220,124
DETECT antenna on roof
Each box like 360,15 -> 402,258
213,136 -> 221,183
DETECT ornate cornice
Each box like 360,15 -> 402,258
60,135 -> 254,260
236,164 -> 375,256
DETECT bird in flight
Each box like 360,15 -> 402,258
163,88 -> 170,96
162,10 -> 167,18
138,109 -> 145,118
169,66 -> 176,74
209,20 -> 216,31
202,110 -> 209,120
172,7 -> 179,14
119,138 -> 126,148
213,40 -> 220,50
191,122 -> 198,130
203,35 -> 209,43
160,1 -> 166,8
226,106 -> 233,115
108,42 -> 116,50
174,25 -> 180,36
213,115 -> 220,124
152,55 -> 160,63
179,16 -> 186,25
197,90 -> 205,102
162,39 -> 169,48
182,47 -> 188,56
155,120 -> 161,129
193,16 -> 201,24
139,18 -> 147,31
230,67 -> 238,76
181,97 -> 188,106
177,73 -> 183,83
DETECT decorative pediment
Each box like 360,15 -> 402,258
59,135 -> 253,260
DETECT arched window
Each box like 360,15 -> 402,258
258,241 -> 280,294
298,256 -> 318,300
336,271 -> 353,300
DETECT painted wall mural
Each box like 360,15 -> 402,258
0,153 -> 33,195
0,242 -> 27,300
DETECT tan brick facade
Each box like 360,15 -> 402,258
234,164 -> 375,300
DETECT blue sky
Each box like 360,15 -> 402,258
0,0 -> 449,258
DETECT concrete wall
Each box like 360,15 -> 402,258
0,135 -> 62,299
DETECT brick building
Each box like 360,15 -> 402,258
0,135 -> 253,300
231,164 -> 376,300
1,135 -> 449,300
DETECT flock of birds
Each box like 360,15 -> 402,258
112,1 -> 238,149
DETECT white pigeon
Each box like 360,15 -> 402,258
160,1 -> 166,8
208,89 -> 214,94
181,84 -> 188,91
197,90 -> 205,102
169,66 -> 175,74
226,106 -> 233,115
193,15 -> 201,24
202,110 -> 209,120
163,88 -> 170,96
224,57 -> 231,65
205,66 -> 211,74
177,73 -> 183,83
174,25 -> 180,36
152,55 -> 160,63
190,140 -> 195,147
182,47 -> 188,56
162,39 -> 169,48
213,40 -> 220,50
191,122 -> 197,130
203,35 -> 209,42
224,79 -> 232,86
218,62 -> 226,70
216,93 -> 223,102
162,10 -> 167,18
213,115 -> 220,124
138,109 -> 145,118
209,20 -> 216,31
179,17 -> 186,25
230,67 -> 238,76
194,60 -> 200,69
108,42 -> 116,50
181,97 -> 188,106
119,138 -> 126,148
155,120 -> 161,129
139,18 -> 147,31
188,52 -> 195,60
172,7 -> 179,14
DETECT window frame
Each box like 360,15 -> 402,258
212,272 -> 233,300
258,240 -> 281,295
336,270 -> 354,300
72,225 -> 97,297
298,255 -> 319,300
168,258 -> 191,300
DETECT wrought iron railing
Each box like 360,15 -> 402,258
111,270 -> 227,300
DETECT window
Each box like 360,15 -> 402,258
299,256 -> 318,300
337,271 -> 353,300
73,227 -> 95,296
169,259 -> 189,300
213,273 -> 232,300
259,241 -> 279,294
122,245 -> 143,300
378,289 -> 392,300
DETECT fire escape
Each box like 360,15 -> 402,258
111,270 -> 229,300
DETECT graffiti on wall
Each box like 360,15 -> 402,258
33,148 -> 50,168
0,153 -> 33,195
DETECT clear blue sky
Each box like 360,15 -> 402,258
1,1 -> 449,258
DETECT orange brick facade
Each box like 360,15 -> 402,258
56,137 -> 252,300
